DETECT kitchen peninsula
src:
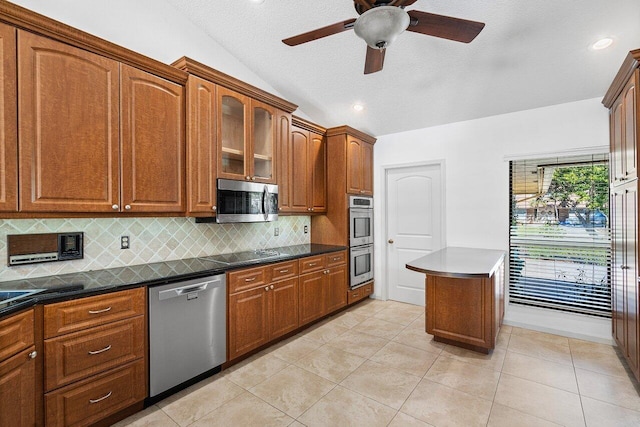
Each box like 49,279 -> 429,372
406,247 -> 505,354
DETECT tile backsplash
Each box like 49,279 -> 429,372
0,216 -> 310,282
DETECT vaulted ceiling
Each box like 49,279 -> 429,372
147,1 -> 640,136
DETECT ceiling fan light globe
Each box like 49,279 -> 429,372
354,6 -> 410,49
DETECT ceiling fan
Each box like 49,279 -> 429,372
282,0 -> 485,74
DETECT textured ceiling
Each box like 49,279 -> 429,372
163,0 -> 640,137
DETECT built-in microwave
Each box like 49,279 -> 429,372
350,244 -> 374,288
349,196 -> 373,247
214,179 -> 278,223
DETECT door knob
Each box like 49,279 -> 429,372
388,239 -> 394,244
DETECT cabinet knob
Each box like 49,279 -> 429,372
212,206 -> 217,211
246,176 -> 251,180
111,204 -> 119,210
124,204 -> 131,210
270,285 -> 274,289
311,208 -> 314,211
265,286 -> 269,291
360,190 -> 365,194
388,239 -> 394,244
28,350 -> 37,359
251,177 -> 256,181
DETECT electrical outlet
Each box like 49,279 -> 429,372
120,235 -> 130,249
304,225 -> 308,234
274,227 -> 279,236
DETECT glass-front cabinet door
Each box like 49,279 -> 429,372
217,86 -> 249,180
251,100 -> 276,183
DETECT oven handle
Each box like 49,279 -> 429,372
350,245 -> 373,255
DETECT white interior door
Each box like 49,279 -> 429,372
386,163 -> 443,305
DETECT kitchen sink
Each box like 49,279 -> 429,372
0,289 -> 45,305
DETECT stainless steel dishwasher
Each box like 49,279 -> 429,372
148,274 -> 226,399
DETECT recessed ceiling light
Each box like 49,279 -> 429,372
592,37 -> 613,50
249,0 -> 265,4
352,103 -> 365,112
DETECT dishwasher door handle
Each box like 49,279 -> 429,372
158,278 -> 223,301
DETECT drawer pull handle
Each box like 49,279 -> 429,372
88,345 -> 112,355
308,263 -> 317,267
245,277 -> 257,282
279,269 -> 289,273
333,257 -> 340,261
88,307 -> 112,314
89,391 -> 112,404
28,351 -> 37,359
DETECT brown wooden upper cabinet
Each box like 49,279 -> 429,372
120,65 -> 185,213
610,71 -> 638,184
17,30 -> 184,213
186,75 -> 217,215
217,86 -> 276,184
347,135 -> 374,196
0,23 -> 17,213
279,117 -> 326,214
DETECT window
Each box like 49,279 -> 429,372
509,154 -> 611,317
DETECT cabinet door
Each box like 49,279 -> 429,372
228,287 -> 269,360
120,64 -> 185,212
269,278 -> 299,339
299,272 -> 325,325
612,190 -> 626,348
325,265 -> 347,314
186,76 -> 217,215
624,186 -> 639,376
290,127 -> 310,212
0,346 -> 36,427
361,141 -> 374,196
276,111 -> 292,212
623,75 -> 637,181
611,93 -> 625,183
309,131 -> 327,212
0,23 -> 16,212
18,30 -> 120,212
251,99 -> 276,183
346,137 -> 363,194
217,86 -> 250,180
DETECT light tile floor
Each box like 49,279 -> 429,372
114,299 -> 640,427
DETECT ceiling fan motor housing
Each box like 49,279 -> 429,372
354,6 -> 410,50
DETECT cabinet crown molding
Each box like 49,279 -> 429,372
326,125 -> 376,144
292,116 -> 326,135
173,56 -> 298,113
603,48 -> 640,108
0,1 -> 187,84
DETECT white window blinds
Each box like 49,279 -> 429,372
509,154 -> 611,317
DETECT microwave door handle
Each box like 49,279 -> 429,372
262,185 -> 269,220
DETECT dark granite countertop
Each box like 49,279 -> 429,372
0,243 -> 346,318
406,247 -> 505,279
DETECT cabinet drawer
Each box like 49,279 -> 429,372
299,255 -> 325,274
326,251 -> 347,267
269,260 -> 299,282
228,266 -> 267,294
45,358 -> 146,427
348,282 -> 373,304
44,288 -> 145,339
0,309 -> 34,361
44,316 -> 145,392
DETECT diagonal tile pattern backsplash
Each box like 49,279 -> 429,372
0,216 -> 310,282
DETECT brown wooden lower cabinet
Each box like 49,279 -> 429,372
228,252 -> 349,361
45,359 -> 145,427
227,261 -> 301,361
347,282 -> 374,304
43,287 -> 147,426
0,345 -> 36,427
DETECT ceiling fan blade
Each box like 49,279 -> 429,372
282,18 -> 356,46
353,0 -> 374,13
364,46 -> 385,74
407,10 -> 485,43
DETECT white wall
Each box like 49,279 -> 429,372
374,97 -> 612,343
9,0 -> 283,98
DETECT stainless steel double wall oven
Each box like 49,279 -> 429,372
349,196 -> 374,288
